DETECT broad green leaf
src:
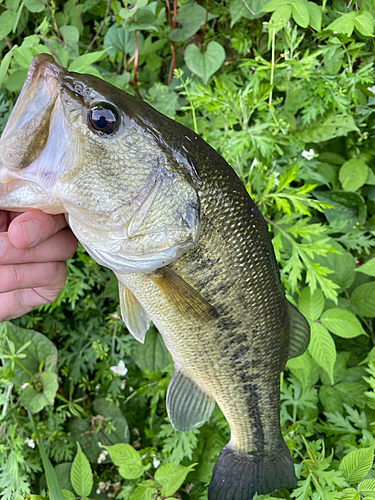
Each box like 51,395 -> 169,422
0,47 -> 16,88
60,25 -> 80,46
339,159 -> 368,191
356,258 -> 375,277
354,14 -> 374,36
93,398 -> 129,444
326,13 -> 356,36
339,446 -> 375,483
68,50 -> 108,73
229,0 -> 268,25
307,2 -> 321,30
351,282 -> 375,318
119,462 -> 145,480
308,323 -> 336,384
70,443 -> 93,497
321,308 -> 367,338
359,479 -> 375,498
129,481 -> 155,500
0,10 -> 16,40
132,328 -> 171,373
169,4 -> 217,42
23,0 -> 45,12
104,443 -> 142,467
62,491 -> 75,500
185,42 -> 225,84
341,488 -> 361,500
313,191 -> 366,232
155,463 -> 196,497
270,4 -> 292,28
298,114 -> 359,143
313,240 -> 355,290
13,46 -> 34,68
22,34 -> 40,48
298,287 -> 324,322
291,1 -> 309,28
287,351 -> 320,389
104,25 -> 135,57
1,322 -> 57,385
20,372 -> 58,413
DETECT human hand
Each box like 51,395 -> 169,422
0,210 -> 78,322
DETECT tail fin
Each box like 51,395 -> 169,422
208,441 -> 297,500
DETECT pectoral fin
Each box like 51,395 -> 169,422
167,367 -> 215,432
287,302 -> 310,359
150,267 -> 218,323
118,281 -> 150,343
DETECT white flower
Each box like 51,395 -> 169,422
21,383 -> 29,390
367,85 -> 375,95
25,437 -> 35,449
302,149 -> 315,160
110,360 -> 128,376
153,457 -> 161,468
97,450 -> 108,464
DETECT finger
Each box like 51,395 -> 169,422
0,261 -> 67,294
8,211 -> 68,249
0,286 -> 63,322
0,227 -> 77,265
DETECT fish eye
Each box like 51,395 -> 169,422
88,103 -> 119,135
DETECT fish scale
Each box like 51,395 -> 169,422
0,54 -> 311,500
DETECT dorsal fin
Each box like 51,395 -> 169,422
288,302 -> 310,359
150,267 -> 218,323
167,366 -> 215,432
118,281 -> 150,343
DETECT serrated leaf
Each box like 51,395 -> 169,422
313,191 -> 366,232
299,114 -> 359,143
341,488 -> 361,500
129,481 -> 155,500
354,14 -> 374,36
70,443 -> 93,497
359,479 -> 375,498
308,323 -> 336,384
339,446 -> 375,483
356,258 -> 375,277
298,287 -> 324,322
339,159 -> 368,191
104,443 -> 142,469
321,308 -> 367,338
157,463 -> 196,497
62,491 -> 75,500
119,463 -> 145,480
351,282 -> 375,318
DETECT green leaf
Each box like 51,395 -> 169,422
359,479 -> 375,498
155,463 -> 196,497
321,308 -> 367,338
169,4 -> 217,42
68,49 -> 108,74
354,14 -> 374,36
23,0 -> 46,12
20,372 -> 58,413
13,46 -> 34,68
356,258 -> 375,277
70,443 -> 93,497
229,0 -> 268,25
0,47 -> 16,88
60,25 -> 80,46
132,328 -> 171,373
1,322 -> 58,385
313,191 -> 366,232
308,323 -> 336,384
307,2 -> 322,30
298,287 -> 325,322
129,481 -> 155,500
104,443 -> 144,479
339,159 -> 368,191
0,10 -> 16,40
104,25 -> 135,57
298,114 -> 359,143
339,446 -> 375,483
93,398 -> 129,445
341,488 -> 361,500
291,1 -> 309,28
184,42 -> 225,84
62,491 -> 75,500
313,240 -> 355,290
351,282 -> 375,318
326,12 -> 356,36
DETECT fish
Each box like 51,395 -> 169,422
0,54 -> 310,500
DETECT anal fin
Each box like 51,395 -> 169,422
150,267 -> 218,323
167,367 -> 215,432
118,281 -> 150,343
288,302 -> 310,359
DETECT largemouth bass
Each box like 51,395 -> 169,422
0,54 -> 310,500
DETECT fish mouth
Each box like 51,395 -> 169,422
0,54 -> 64,174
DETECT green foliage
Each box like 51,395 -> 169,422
1,0 -> 375,498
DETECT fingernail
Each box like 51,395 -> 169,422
0,238 -> 4,256
21,221 -> 40,247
